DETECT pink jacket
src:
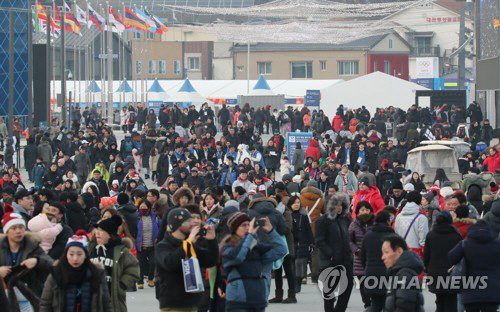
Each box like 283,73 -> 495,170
28,214 -> 63,253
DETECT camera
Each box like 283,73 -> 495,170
256,219 -> 266,227
198,227 -> 207,237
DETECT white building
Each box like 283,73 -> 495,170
384,0 -> 473,79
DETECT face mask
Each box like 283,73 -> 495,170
139,209 -> 149,216
358,213 -> 373,223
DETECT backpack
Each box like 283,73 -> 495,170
124,139 -> 133,153
129,112 -> 136,123
475,142 -> 487,154
457,126 -> 466,139
132,134 -> 142,150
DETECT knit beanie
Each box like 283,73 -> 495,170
422,193 -> 434,204
96,215 -> 122,236
224,200 -> 240,211
167,208 -> 192,233
65,230 -> 89,251
406,191 -> 422,205
403,183 -> 415,192
392,180 -> 403,190
117,193 -> 129,205
2,204 -> 25,233
227,212 -> 250,234
436,211 -> 453,224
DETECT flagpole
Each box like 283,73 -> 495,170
28,3 -> 34,133
46,8 -> 51,123
117,9 -> 121,108
107,2 -> 113,124
61,3 -> 67,127
52,1 -> 56,118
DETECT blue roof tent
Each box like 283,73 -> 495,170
178,79 -> 197,93
253,74 -> 271,90
148,79 -> 166,93
86,80 -> 101,93
116,80 -> 134,93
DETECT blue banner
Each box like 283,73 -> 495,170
305,90 -> 321,107
287,132 -> 313,175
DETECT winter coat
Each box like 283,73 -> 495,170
247,198 -> 288,242
263,146 -> 279,170
219,165 -> 238,187
448,222 -> 500,305
332,114 -> 344,133
156,234 -> 218,309
423,223 -> 462,294
334,171 -> 358,194
24,142 -> 38,170
222,230 -> 288,311
66,201 -> 88,233
453,218 -> 476,238
300,186 -> 325,236
4,138 -> 14,166
394,202 -> 429,249
232,178 -> 254,193
117,202 -> 139,239
156,153 -> 170,186
37,141 -> 53,164
291,209 -> 314,258
88,240 -> 139,312
315,202 -> 352,269
40,262 -> 113,312
0,232 -> 53,296
291,148 -> 305,172
361,222 -> 394,295
74,152 -> 92,177
305,139 -> 321,162
27,214 -> 63,253
349,218 -> 373,276
482,202 -> 500,237
351,186 -> 385,218
483,153 -> 500,174
136,211 -> 160,252
384,251 -> 425,312
32,163 -> 48,189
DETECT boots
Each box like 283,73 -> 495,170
282,289 -> 297,304
295,278 -> 302,293
269,289 -> 283,303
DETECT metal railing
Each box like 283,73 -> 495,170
410,46 -> 440,57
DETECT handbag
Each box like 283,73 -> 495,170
272,235 -> 289,270
449,241 -> 467,277
181,240 -> 205,293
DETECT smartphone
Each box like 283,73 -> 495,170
257,219 -> 266,227
198,227 -> 207,237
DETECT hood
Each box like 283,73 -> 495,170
300,186 -> 323,200
81,192 -> 96,209
309,139 -> 318,148
27,214 -> 54,232
81,181 -> 98,194
454,218 -> 476,225
120,201 -> 137,212
172,187 -> 195,206
489,200 -> 500,217
325,193 -> 350,220
248,197 -> 278,215
400,202 -> 420,215
463,172 -> 494,185
371,222 -> 395,233
390,250 -> 424,275
467,222 -> 495,243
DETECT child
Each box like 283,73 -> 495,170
27,213 -> 63,253
280,156 -> 291,177
110,180 -> 121,197
149,147 -> 159,183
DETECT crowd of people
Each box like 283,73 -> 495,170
0,100 -> 498,312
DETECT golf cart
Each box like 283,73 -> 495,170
406,145 -> 462,188
419,140 -> 471,159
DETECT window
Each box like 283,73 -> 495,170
290,62 -> 312,79
415,37 -> 431,54
337,61 -> 359,75
159,60 -> 166,74
146,32 -> 154,40
237,66 -> 244,72
373,61 -> 378,71
384,60 -> 391,74
257,62 -> 272,75
135,60 -> 142,75
133,32 -> 141,39
320,61 -> 327,71
389,39 -> 393,49
187,57 -> 200,71
173,60 -> 181,75
148,60 -> 156,74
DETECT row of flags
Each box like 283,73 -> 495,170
34,1 -> 168,38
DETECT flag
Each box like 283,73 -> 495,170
124,7 -> 148,31
63,2 -> 81,34
494,19 -> 500,28
135,9 -> 155,33
144,8 -> 168,34
36,0 -> 46,19
109,7 -> 125,33
88,4 -> 104,31
75,4 -> 87,26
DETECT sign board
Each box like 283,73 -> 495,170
98,54 -> 118,59
305,90 -> 321,107
414,57 -> 439,79
413,78 -> 435,89
287,132 -> 313,175
226,99 -> 238,105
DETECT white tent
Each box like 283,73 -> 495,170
320,71 -> 430,118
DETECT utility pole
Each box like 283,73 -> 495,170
46,9 -> 51,123
107,2 -> 113,123
61,5 -> 67,126
458,6 -> 466,90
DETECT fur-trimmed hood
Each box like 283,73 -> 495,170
325,193 -> 350,220
300,185 -> 324,198
248,196 -> 278,211
454,218 -> 477,225
172,187 -> 195,206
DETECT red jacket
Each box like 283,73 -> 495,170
483,153 -> 500,174
351,186 -> 385,219
332,114 -> 343,133
453,219 -> 476,238
305,139 -> 321,161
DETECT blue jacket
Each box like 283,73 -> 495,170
32,163 -> 48,190
222,230 -> 287,311
448,222 -> 500,305
219,165 -> 238,187
136,211 -> 160,251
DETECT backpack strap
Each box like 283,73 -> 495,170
403,213 -> 421,240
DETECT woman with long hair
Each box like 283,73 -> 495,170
201,193 -> 221,221
40,233 -> 113,312
409,172 -> 426,193
136,200 -> 159,289
220,213 -> 287,312
432,168 -> 450,188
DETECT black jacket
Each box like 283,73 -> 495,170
117,202 -> 138,238
24,143 -> 38,170
48,223 -> 74,260
423,223 -> 462,294
156,153 -> 170,187
66,201 -> 89,233
247,198 -> 287,242
89,178 -> 110,197
155,234 -> 218,309
385,251 -> 425,312
361,222 -> 394,295
291,210 -> 314,258
315,208 -> 352,269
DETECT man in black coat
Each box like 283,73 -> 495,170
88,170 -> 110,197
156,151 -> 170,187
382,235 -> 425,312
24,137 -> 38,182
47,202 -> 74,260
217,104 -> 230,128
155,208 -> 218,310
117,193 -> 138,238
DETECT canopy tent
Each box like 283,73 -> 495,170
115,80 -> 135,103
147,79 -> 169,102
116,80 -> 134,93
320,72 -> 430,118
86,80 -> 101,93
168,79 -> 210,108
249,75 -> 275,95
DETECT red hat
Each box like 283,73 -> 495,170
2,204 -> 25,233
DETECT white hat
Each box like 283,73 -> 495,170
403,183 -> 415,192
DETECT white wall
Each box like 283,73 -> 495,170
213,58 -> 234,80
371,33 -> 410,53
